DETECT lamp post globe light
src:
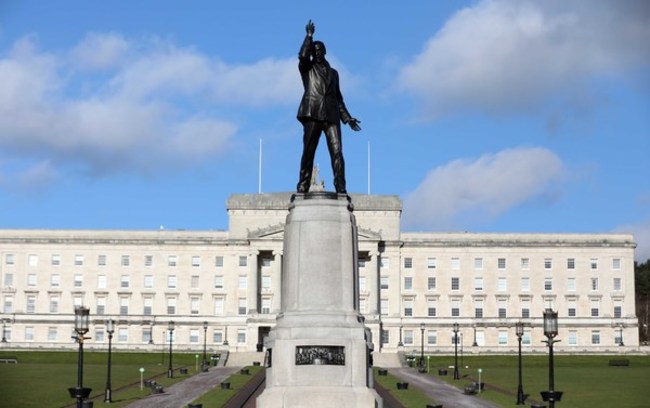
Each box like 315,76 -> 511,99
541,309 -> 562,408
515,322 -> 526,405
419,323 -> 425,372
167,321 -> 175,378
202,321 -> 209,371
452,322 -> 460,380
104,319 -> 115,403
68,306 -> 91,408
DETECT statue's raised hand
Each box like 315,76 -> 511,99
306,20 -> 315,36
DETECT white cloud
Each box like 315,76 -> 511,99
397,0 -> 650,119
614,219 -> 650,263
403,147 -> 564,230
0,34 -> 298,183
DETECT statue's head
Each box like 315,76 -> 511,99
313,41 -> 326,62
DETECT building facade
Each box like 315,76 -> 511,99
0,193 -> 639,354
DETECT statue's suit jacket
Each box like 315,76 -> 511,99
296,36 -> 352,125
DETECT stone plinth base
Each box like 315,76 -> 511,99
257,386 -> 381,408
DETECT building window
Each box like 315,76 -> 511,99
215,256 -> 224,267
427,257 -> 437,269
567,299 -> 577,317
612,277 -> 621,291
591,278 -> 599,291
143,275 -> 153,289
474,277 -> 483,291
380,276 -> 389,290
521,277 -> 530,292
427,277 -> 436,290
612,258 -> 621,270
590,300 -> 599,317
192,256 -> 201,267
98,275 -> 107,289
427,330 -> 437,345
239,256 -> 247,267
403,298 -> 413,317
544,258 -> 552,270
5,254 -> 15,265
380,299 -> 389,316
48,327 -> 58,341
357,258 -> 366,268
94,328 -> 105,342
474,300 -> 484,318
49,296 -> 59,313
51,254 -> 61,266
191,297 -> 200,315
521,300 -> 530,319
262,275 -> 272,291
568,331 -> 578,346
191,275 -> 200,289
96,298 -> 106,315
427,299 -> 437,317
498,299 -> 507,318
567,277 -> 576,292
190,329 -> 199,344
214,298 -> 224,315
3,296 -> 13,313
474,257 -> 483,270
381,329 -> 389,345
74,274 -> 83,288
238,298 -> 247,315
404,257 -> 413,269
404,276 -> 413,291
168,256 -> 177,267
50,274 -> 60,288
27,273 -> 37,287
237,329 -> 246,344
144,255 -> 153,267
591,331 -> 600,345
498,330 -> 508,346
3,273 -> 13,287
261,298 -> 271,314
567,258 -> 575,269
451,277 -> 460,291
28,254 -> 38,267
498,258 -> 506,270
404,330 -> 413,345
98,255 -> 106,266
359,276 -> 367,292
143,327 -> 152,344
25,326 -> 34,341
74,255 -> 84,266
261,257 -> 272,268
121,255 -> 130,267
451,257 -> 460,270
118,328 -> 128,342
120,297 -> 129,315
120,275 -> 130,288
26,296 -> 36,314
451,299 -> 460,317
590,258 -> 598,270
143,298 -> 153,316
497,277 -> 507,291
214,275 -> 224,289
380,257 -> 389,269
213,331 -> 223,344
359,298 -> 367,314
238,275 -> 248,290
167,298 -> 177,315
544,278 -> 552,291
522,331 -> 531,346
167,275 -> 177,289
521,258 -> 529,270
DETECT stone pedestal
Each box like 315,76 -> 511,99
257,192 -> 382,407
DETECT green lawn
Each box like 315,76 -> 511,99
189,365 -> 263,406
373,367 -> 439,407
424,354 -> 650,408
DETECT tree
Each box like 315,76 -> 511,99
635,260 -> 650,343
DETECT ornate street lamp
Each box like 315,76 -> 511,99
419,323 -> 425,372
167,321 -> 175,378
618,324 -> 624,346
68,306 -> 91,408
453,322 -> 460,380
398,324 -> 403,347
104,319 -> 115,403
223,325 -> 229,346
515,322 -> 527,405
472,323 -> 478,347
202,321 -> 209,371
1,319 -> 7,342
541,309 -> 562,408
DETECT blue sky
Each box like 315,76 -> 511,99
1,1 -> 649,261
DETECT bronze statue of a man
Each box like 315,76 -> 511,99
296,20 -> 361,194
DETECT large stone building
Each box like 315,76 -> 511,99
0,193 -> 639,355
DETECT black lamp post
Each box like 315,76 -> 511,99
515,322 -> 526,405
68,306 -> 91,408
1,319 -> 7,342
398,325 -> 403,347
167,321 -> 175,378
419,323 -> 425,372
453,322 -> 460,380
472,323 -> 478,347
223,325 -> 229,346
618,324 -> 624,346
541,309 -> 562,407
104,319 -> 115,403
202,321 -> 209,371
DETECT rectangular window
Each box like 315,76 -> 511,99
237,329 -> 246,344
451,277 -> 460,291
614,304 -> 622,318
94,328 -> 104,342
567,258 -> 575,269
191,297 -> 200,314
474,299 -> 484,318
261,257 -> 272,268
215,256 -> 224,267
498,258 -> 506,270
214,298 -> 224,315
191,275 -> 200,289
451,299 -> 460,317
51,254 -> 61,266
427,277 -> 436,290
167,297 -> 177,315
74,255 -> 84,266
3,272 -> 14,287
498,330 -> 508,346
98,255 -> 106,266
567,299 -> 577,317
97,274 -> 107,289
474,257 -> 483,270
48,327 -> 57,341
498,299 -> 507,318
49,296 -> 59,313
590,300 -> 599,317
427,257 -> 437,269
521,277 -> 530,292
96,298 -> 106,315
27,273 -> 37,287
143,275 -> 153,289
474,277 -> 484,291
568,331 -> 578,346
590,258 -> 598,270
192,256 -> 201,267
214,275 -> 224,289
5,254 -> 15,265
427,330 -> 437,345
380,257 -> 389,269
497,277 -> 507,292
239,256 -> 247,267
120,297 -> 129,315
238,275 -> 248,290
261,297 -> 271,314
238,298 -> 247,315
427,299 -> 437,317
544,278 -> 553,291
25,326 -> 34,341
358,258 -> 366,268
143,297 -> 153,316
404,330 -> 413,345
359,298 -> 367,314
167,275 -> 177,289
213,331 -> 223,344
451,257 -> 460,270
613,278 -> 622,291
121,255 -> 130,267
118,328 -> 128,342
380,276 -> 389,290
591,278 -> 599,291
380,299 -> 389,316
74,274 -> 83,288
544,258 -> 552,270
3,296 -> 13,313
404,257 -> 413,269
26,296 -> 36,314
381,329 -> 389,346
567,277 -> 576,292
120,275 -> 130,288
521,258 -> 529,270
28,254 -> 38,266
591,330 -> 600,345
144,255 -> 153,267
404,276 -> 413,290
476,331 -> 485,347
190,329 -> 199,344
168,255 -> 177,267
262,275 -> 272,291
143,327 -> 152,344
612,258 -> 621,270
359,276 -> 367,291
521,300 -> 530,319
50,274 -> 60,287
403,299 -> 413,317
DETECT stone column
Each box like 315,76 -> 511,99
248,250 -> 259,314
367,250 -> 379,316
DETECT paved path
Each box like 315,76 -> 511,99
122,367 -> 240,408
390,367 -> 500,408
